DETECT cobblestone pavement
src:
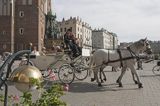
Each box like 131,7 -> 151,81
1,61 -> 160,106
62,61 -> 160,106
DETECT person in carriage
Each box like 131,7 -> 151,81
64,29 -> 81,58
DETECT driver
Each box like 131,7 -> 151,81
64,29 -> 81,57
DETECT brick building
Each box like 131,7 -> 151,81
0,0 -> 51,54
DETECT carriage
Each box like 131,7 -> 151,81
18,48 -> 91,84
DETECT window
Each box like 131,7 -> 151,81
2,31 -> 6,35
19,11 -> 24,17
2,44 -> 7,49
19,28 -> 24,35
60,28 -> 63,32
70,27 -> 72,32
64,28 -> 66,32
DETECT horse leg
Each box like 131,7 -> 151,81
102,68 -> 107,82
96,70 -> 102,87
99,68 -> 103,83
131,71 -> 138,84
91,71 -> 96,82
99,66 -> 106,83
130,66 -> 143,88
116,67 -> 127,87
91,68 -> 97,82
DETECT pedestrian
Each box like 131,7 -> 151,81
137,58 -> 143,70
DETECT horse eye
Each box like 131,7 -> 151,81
146,42 -> 149,46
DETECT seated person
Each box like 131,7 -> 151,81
64,29 -> 81,57
40,47 -> 46,56
31,46 -> 40,56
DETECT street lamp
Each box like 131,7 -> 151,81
0,50 -> 42,106
10,0 -> 15,53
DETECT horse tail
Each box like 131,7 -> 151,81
88,50 -> 96,76
91,49 -> 96,54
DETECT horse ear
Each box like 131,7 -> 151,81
144,37 -> 147,40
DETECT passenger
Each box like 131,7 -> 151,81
137,58 -> 143,70
31,46 -> 40,56
41,47 -> 46,56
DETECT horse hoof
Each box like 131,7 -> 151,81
103,78 -> 107,81
138,83 -> 143,88
119,83 -> 123,87
91,78 -> 95,82
98,83 -> 102,87
101,80 -> 104,83
134,81 -> 138,84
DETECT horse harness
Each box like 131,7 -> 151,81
103,47 -> 140,67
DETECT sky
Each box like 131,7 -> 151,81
52,0 -> 160,42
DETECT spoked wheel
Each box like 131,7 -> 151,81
74,64 -> 88,80
58,64 -> 75,84
42,68 -> 57,88
152,65 -> 160,75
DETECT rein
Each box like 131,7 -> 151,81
127,47 -> 140,60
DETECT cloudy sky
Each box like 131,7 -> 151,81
52,0 -> 160,42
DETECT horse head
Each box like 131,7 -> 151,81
137,38 -> 152,55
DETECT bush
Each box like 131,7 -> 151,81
0,79 -> 67,106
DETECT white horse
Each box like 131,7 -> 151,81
89,38 -> 152,88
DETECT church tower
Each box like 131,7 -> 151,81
0,0 -> 52,54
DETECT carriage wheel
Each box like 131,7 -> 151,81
152,65 -> 160,75
41,68 -> 55,78
74,64 -> 88,80
58,64 -> 75,84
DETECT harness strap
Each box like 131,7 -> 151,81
103,48 -> 138,65
103,56 -> 136,65
117,49 -> 123,67
108,50 -> 110,62
127,47 -> 140,60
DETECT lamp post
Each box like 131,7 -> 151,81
10,0 -> 15,53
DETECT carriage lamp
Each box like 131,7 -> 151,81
9,65 -> 43,92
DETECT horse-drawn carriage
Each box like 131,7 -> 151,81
18,48 -> 91,84
0,38 -> 152,89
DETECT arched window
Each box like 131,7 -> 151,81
19,11 -> 24,17
19,28 -> 24,35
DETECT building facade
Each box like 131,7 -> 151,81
58,17 -> 92,49
92,28 -> 118,49
149,41 -> 160,54
0,0 -> 51,54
